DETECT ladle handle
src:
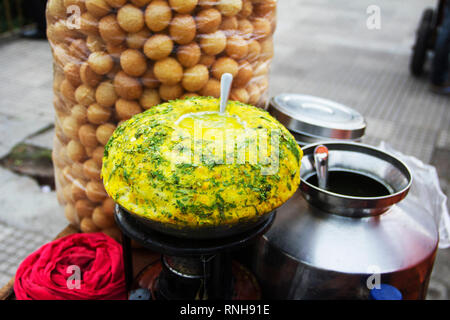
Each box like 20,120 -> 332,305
314,145 -> 329,190
219,73 -> 233,114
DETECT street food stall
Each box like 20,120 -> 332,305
2,0 -> 448,302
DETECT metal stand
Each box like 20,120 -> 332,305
121,232 -> 133,291
115,207 -> 275,300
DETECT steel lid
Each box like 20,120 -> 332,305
268,94 -> 366,140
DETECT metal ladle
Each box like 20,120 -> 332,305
314,145 -> 329,190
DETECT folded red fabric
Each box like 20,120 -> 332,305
14,232 -> 126,300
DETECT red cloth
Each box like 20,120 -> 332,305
14,232 -> 126,300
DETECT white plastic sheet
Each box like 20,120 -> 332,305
378,142 -> 450,248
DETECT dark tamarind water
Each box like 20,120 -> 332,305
306,170 -> 391,197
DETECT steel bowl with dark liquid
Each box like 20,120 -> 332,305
247,142 -> 438,300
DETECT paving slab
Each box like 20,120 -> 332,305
272,0 -> 449,163
0,39 -> 54,158
24,126 -> 55,150
0,166 -> 67,288
0,167 -> 66,235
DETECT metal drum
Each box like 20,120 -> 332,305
268,94 -> 366,146
248,142 -> 438,299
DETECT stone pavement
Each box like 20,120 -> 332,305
0,0 -> 449,298
0,37 -> 67,286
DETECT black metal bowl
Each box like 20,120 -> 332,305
115,205 -> 276,240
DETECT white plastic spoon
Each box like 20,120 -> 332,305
219,73 -> 233,114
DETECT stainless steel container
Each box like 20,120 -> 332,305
268,94 -> 366,146
249,142 -> 438,299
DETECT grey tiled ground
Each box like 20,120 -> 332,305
0,40 -> 54,158
271,0 -> 449,163
0,0 -> 448,298
0,224 -> 53,286
0,38 -> 68,290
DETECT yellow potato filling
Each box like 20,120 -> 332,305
102,97 -> 302,228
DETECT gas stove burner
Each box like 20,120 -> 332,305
114,207 -> 275,300
131,259 -> 261,300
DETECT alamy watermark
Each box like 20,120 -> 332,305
366,265 -> 381,290
167,120 -> 281,176
366,5 -> 381,30
66,265 -> 81,289
66,5 -> 81,30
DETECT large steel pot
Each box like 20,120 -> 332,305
248,142 -> 438,299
